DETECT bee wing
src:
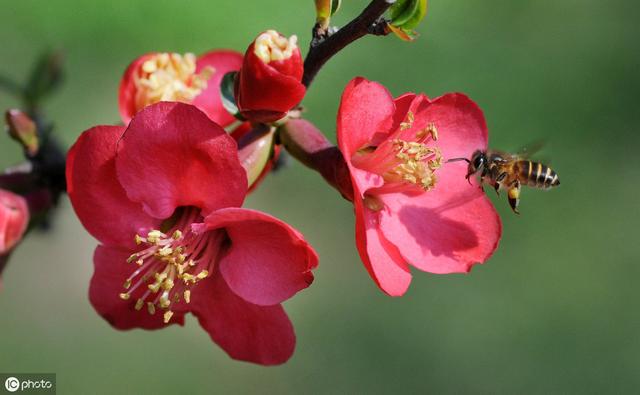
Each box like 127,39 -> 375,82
515,140 -> 546,159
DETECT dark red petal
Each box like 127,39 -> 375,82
236,43 -> 305,120
116,102 -> 247,219
354,197 -> 412,296
66,125 -> 159,247
192,274 -> 295,365
89,245 -> 185,330
204,207 -> 317,306
192,50 -> 243,127
118,53 -> 155,124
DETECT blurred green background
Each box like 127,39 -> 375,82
1,0 -> 639,393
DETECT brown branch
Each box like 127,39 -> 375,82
302,0 -> 394,88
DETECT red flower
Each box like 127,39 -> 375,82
337,78 -> 501,296
67,102 -> 317,365
235,30 -> 306,123
118,50 -> 243,126
0,189 -> 29,255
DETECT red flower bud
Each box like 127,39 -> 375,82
236,30 -> 306,123
0,189 -> 29,255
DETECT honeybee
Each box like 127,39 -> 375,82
448,147 -> 560,214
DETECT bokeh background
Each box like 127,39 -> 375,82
1,0 -> 639,393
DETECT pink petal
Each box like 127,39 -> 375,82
89,245 -> 185,330
0,189 -> 29,253
192,50 -> 244,127
192,273 -> 295,365
66,125 -> 159,247
354,198 -> 412,296
337,77 -> 396,160
205,208 -> 317,306
420,92 -> 489,159
116,102 -> 247,219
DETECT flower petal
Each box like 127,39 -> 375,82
116,102 -> 247,219
89,245 -> 185,330
379,186 -> 501,273
354,198 -> 412,296
192,273 -> 295,365
337,77 -> 396,160
204,208 -> 317,306
66,125 -> 159,247
192,50 -> 243,127
0,189 -> 29,253
419,92 -> 489,159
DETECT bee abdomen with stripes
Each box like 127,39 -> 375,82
518,160 -> 560,189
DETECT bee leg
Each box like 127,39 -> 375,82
494,182 -> 501,196
507,181 -> 521,215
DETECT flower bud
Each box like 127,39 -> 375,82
235,30 -> 306,123
0,189 -> 29,254
5,109 -> 39,157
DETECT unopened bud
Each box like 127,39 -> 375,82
5,109 -> 39,157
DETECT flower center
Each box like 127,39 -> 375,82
254,30 -> 298,63
352,115 -> 442,198
118,208 -> 223,324
133,52 -> 214,113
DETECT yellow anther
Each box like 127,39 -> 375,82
136,259 -> 144,266
400,111 -> 415,130
196,270 -> 209,280
162,278 -> 175,291
135,299 -> 144,311
157,246 -> 173,257
172,230 -> 183,240
123,279 -> 132,289
159,293 -> 171,309
147,302 -> 156,315
127,253 -> 139,264
184,290 -> 191,304
134,234 -> 145,245
119,293 -> 130,300
163,310 -> 174,324
148,282 -> 162,293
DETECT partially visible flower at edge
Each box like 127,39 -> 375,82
235,30 -> 306,123
0,189 -> 29,286
118,50 -> 243,126
337,77 -> 501,296
66,102 -> 318,365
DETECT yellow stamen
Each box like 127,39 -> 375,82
147,302 -> 156,315
133,53 -> 214,112
163,310 -> 174,324
135,299 -> 144,311
119,293 -> 130,300
184,290 -> 191,304
254,30 -> 298,63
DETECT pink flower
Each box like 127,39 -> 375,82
67,102 -> 317,365
0,188 -> 29,255
118,50 -> 243,126
337,78 -> 501,296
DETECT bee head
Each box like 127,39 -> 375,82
469,150 -> 487,174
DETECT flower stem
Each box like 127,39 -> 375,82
302,0 -> 395,88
